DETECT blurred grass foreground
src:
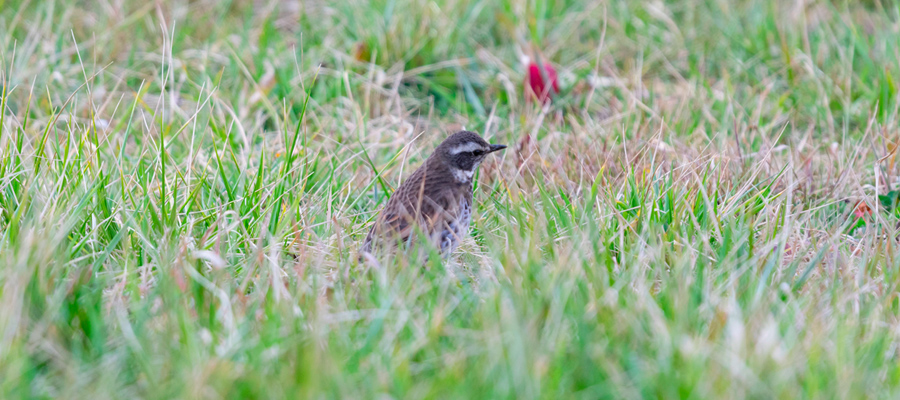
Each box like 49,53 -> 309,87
3,0 -> 900,398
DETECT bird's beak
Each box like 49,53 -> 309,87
488,144 -> 507,153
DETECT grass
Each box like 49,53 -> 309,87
2,0 -> 900,398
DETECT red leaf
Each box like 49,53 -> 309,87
854,201 -> 872,218
526,61 -> 559,103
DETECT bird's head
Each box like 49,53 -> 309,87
433,131 -> 506,183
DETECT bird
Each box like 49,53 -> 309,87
360,131 -> 507,259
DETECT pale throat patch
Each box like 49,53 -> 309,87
449,142 -> 485,155
451,167 -> 476,182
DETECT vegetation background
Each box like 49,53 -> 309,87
2,0 -> 900,398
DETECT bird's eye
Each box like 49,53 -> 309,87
471,150 -> 484,156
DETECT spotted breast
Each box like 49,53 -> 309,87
438,191 -> 473,254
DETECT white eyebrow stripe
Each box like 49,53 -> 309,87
449,142 -> 484,155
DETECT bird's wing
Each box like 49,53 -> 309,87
404,168 -> 465,239
366,166 -> 463,250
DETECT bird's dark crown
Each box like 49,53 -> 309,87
431,131 -> 506,174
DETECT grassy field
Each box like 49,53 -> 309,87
2,0 -> 900,398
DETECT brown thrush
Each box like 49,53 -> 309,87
361,131 -> 506,258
